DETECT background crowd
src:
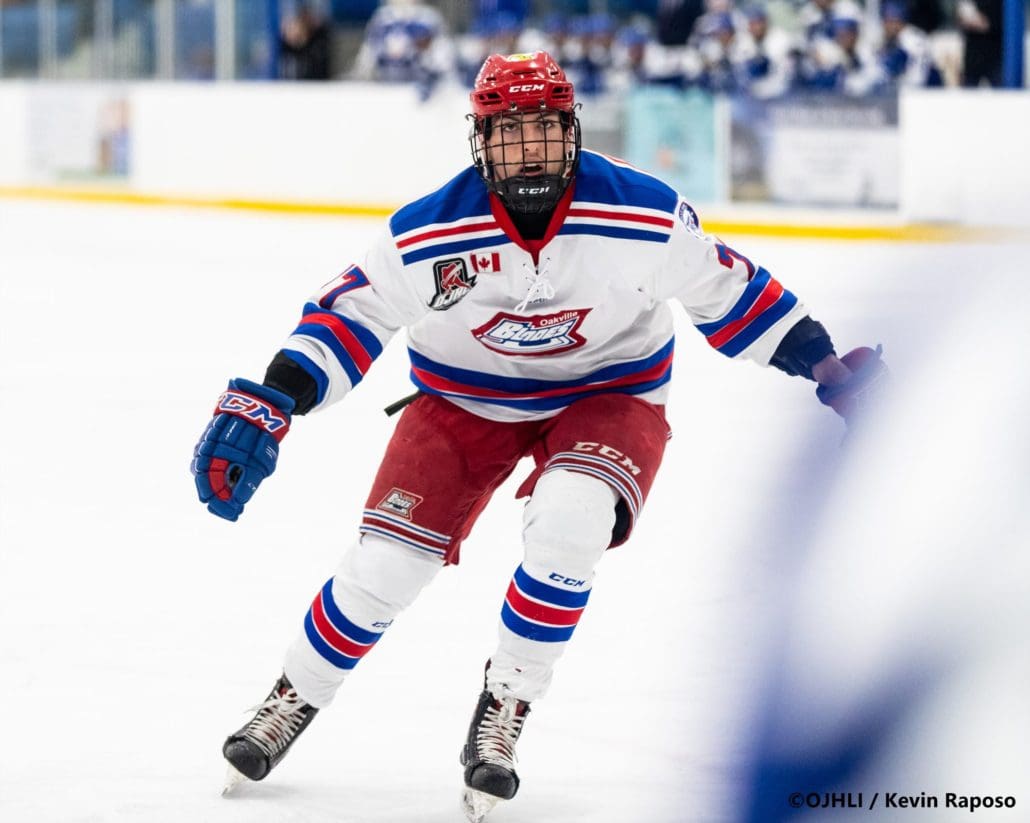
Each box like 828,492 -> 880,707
282,0 -> 1007,97
0,0 -> 1009,93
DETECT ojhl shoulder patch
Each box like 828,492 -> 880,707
429,257 -> 477,311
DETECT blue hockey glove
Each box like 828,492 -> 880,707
191,378 -> 295,521
816,345 -> 888,423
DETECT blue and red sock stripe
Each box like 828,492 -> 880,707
500,565 -> 591,643
359,510 -> 451,558
695,268 -> 799,358
303,578 -> 384,670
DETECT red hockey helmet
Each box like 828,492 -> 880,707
468,52 -> 581,214
470,51 -> 576,116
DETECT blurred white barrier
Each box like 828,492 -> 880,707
900,89 -> 1030,227
1,81 -> 1028,227
131,82 -> 471,203
0,81 -> 471,206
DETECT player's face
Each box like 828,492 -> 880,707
485,111 -> 569,182
883,17 -> 904,38
835,28 -> 858,50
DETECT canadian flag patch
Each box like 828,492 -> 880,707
472,308 -> 591,356
469,251 -> 502,274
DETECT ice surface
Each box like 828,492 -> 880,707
1,200 -> 1026,822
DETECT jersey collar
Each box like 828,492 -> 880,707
489,183 -> 575,265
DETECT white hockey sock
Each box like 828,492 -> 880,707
488,470 -> 617,703
284,532 -> 443,707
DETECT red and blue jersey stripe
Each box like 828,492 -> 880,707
390,169 -> 509,266
573,151 -> 679,213
501,564 -> 591,643
303,578 -> 384,670
389,155 -> 680,263
390,167 -> 491,236
558,153 -> 678,244
397,224 -> 512,266
695,268 -> 799,358
285,301 -> 384,395
557,205 -> 674,244
407,338 -> 674,412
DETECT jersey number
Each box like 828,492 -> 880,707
715,243 -> 756,281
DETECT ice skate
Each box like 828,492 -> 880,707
459,687 -> 531,821
221,763 -> 249,796
221,673 -> 319,793
461,786 -> 501,823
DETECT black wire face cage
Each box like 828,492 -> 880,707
469,107 -> 582,215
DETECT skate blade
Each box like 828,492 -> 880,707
461,787 -> 501,823
222,764 -> 249,796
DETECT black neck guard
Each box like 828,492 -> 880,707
493,174 -> 568,215
507,203 -> 554,239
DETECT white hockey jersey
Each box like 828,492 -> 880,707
279,150 -> 808,422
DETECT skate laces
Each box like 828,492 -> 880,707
514,259 -> 555,313
242,687 -> 310,758
475,696 -> 526,768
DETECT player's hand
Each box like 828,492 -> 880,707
816,345 -> 888,423
191,378 -> 295,521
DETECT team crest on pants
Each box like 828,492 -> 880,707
472,308 -> 591,355
377,487 -> 423,519
429,258 -> 477,311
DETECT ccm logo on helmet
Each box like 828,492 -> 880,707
509,83 -> 546,92
517,186 -> 551,195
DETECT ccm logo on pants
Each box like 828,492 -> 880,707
571,442 -> 641,476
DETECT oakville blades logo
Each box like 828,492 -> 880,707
377,487 -> 423,520
429,257 -> 476,311
472,308 -> 591,356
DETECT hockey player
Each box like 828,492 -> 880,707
191,51 -> 886,821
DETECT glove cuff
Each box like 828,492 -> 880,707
229,377 -> 296,415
